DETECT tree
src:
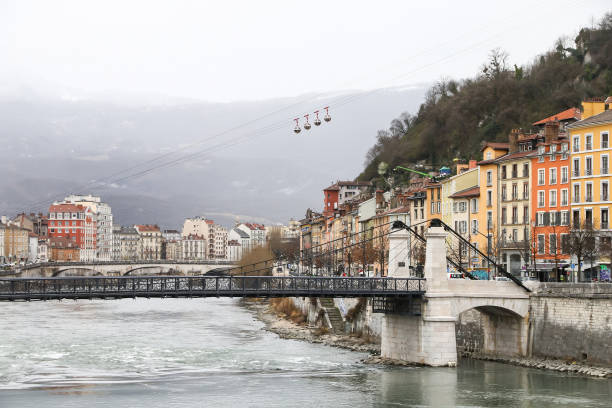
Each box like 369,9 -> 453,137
564,220 -> 597,282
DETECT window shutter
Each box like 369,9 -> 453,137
543,212 -> 550,226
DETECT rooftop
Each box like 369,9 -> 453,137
533,107 -> 581,126
480,142 -> 510,152
449,186 -> 480,199
567,109 -> 612,129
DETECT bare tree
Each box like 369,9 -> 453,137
564,220 -> 597,282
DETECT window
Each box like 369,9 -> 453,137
586,134 -> 592,150
561,189 -> 568,206
523,182 -> 529,199
512,229 -> 518,242
550,190 -> 557,207
550,210 -> 558,226
602,209 -> 609,230
501,207 -> 507,224
501,185 -> 507,201
550,234 -> 557,255
487,190 -> 492,207
458,202 -> 466,212
502,166 -> 507,179
538,169 -> 545,185
561,211 -> 569,226
573,184 -> 580,203
512,183 -> 518,200
538,191 -> 545,208
537,212 -> 544,226
561,166 -> 568,183
486,151 -> 492,160
512,164 -> 518,178
538,146 -> 545,155
603,132 -> 610,149
522,163 -> 529,178
602,155 -> 609,175
471,198 -> 478,213
572,209 -> 580,228
550,168 -> 557,184
487,211 -> 493,230
586,183 -> 593,202
537,235 -> 545,254
512,207 -> 518,224
602,181 -> 609,202
585,209 -> 593,227
573,158 -> 580,177
586,157 -> 593,176
523,206 -> 529,224
573,135 -> 580,152
471,219 -> 479,234
486,170 -> 492,186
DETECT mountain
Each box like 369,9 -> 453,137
358,13 -> 612,185
0,86 -> 427,228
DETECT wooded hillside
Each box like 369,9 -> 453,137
359,13 -> 612,185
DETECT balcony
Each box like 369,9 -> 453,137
586,168 -> 593,176
573,170 -> 580,177
603,167 -> 609,175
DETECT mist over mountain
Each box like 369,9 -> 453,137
0,86 -> 426,228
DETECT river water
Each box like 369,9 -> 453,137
0,298 -> 610,407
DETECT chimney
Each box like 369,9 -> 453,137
544,121 -> 560,144
468,160 -> 477,169
508,129 -> 520,153
375,189 -> 384,208
456,163 -> 468,174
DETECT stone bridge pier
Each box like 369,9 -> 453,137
381,226 -> 530,366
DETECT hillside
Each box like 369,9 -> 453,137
359,13 -> 612,185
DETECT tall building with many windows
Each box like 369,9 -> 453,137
61,195 -> 113,261
530,121 -> 571,280
48,203 -> 97,261
567,98 -> 612,279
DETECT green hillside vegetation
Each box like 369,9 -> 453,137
359,13 -> 612,186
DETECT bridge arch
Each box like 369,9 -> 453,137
124,266 -> 185,276
52,268 -> 102,277
452,297 -> 528,319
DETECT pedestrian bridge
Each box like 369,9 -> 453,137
0,276 -> 424,301
7,260 -> 236,278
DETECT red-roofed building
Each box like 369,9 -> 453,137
532,107 -> 581,128
134,224 -> 162,260
48,203 -> 96,261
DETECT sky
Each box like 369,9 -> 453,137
1,0 -> 611,103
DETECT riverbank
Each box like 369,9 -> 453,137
463,352 -> 612,378
242,298 -> 380,354
245,298 -> 612,378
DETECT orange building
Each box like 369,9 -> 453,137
530,121 -> 571,280
49,236 -> 80,261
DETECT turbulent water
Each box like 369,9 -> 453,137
0,298 -> 610,407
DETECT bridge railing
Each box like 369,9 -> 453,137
17,259 -> 236,271
0,276 -> 425,300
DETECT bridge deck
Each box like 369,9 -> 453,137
0,276 -> 425,301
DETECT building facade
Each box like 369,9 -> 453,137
61,195 -> 113,261
48,203 -> 97,261
134,225 -> 163,260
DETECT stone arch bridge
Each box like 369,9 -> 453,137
10,261 -> 236,278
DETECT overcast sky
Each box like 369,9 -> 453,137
1,1 -> 610,103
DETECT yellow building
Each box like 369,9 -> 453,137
567,100 -> 612,236
475,143 -> 510,259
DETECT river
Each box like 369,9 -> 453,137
0,298 -> 610,407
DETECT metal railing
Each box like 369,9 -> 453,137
0,276 -> 425,301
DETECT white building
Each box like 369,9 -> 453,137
236,223 -> 266,247
61,195 -> 113,261
229,228 -> 252,251
38,239 -> 48,262
28,233 -> 38,262
182,217 -> 228,259
227,240 -> 242,261
181,234 -> 207,260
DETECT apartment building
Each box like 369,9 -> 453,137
48,203 -> 97,261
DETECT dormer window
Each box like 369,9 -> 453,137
486,151 -> 492,160
562,143 -> 568,152
538,146 -> 545,155
551,145 -> 557,153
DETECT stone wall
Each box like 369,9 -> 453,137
530,283 -> 612,365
